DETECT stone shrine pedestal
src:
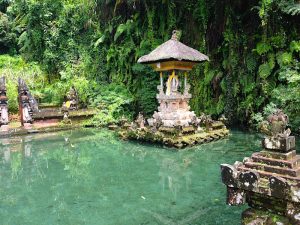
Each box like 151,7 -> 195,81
221,134 -> 300,224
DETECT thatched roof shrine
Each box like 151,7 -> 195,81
138,31 -> 209,65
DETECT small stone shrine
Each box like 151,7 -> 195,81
221,110 -> 300,224
120,31 -> 229,148
0,77 -> 9,131
18,78 -> 39,127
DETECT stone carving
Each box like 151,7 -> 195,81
135,112 -> 145,129
226,187 -> 246,206
66,86 -> 79,110
219,114 -> 228,124
220,110 -> 300,224
183,83 -> 190,95
18,78 -> 38,125
61,101 -> 72,124
238,171 -> 259,191
0,77 -> 9,127
157,85 -> 164,95
220,164 -> 238,187
269,176 -> 289,198
260,110 -> 295,152
260,109 -> 290,137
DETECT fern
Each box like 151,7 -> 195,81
246,54 -> 257,72
284,3 -> 300,15
276,52 -> 293,67
290,40 -> 300,53
254,42 -> 272,55
258,63 -> 272,79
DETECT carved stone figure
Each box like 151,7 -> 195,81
61,102 -> 70,121
66,86 -> 79,110
171,76 -> 179,94
0,77 -> 9,127
18,78 -> 39,125
260,109 -> 289,137
183,83 -> 190,95
259,110 -> 293,152
135,112 -> 145,128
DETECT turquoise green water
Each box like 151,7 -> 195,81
0,129 -> 264,225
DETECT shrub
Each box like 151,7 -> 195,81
86,83 -> 134,127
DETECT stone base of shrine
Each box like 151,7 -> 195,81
242,208 -> 293,225
119,127 -> 229,148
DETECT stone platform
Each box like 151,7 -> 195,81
0,108 -> 97,138
0,121 -> 82,138
33,108 -> 97,121
119,125 -> 229,149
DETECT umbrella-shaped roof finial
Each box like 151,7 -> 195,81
171,30 -> 179,41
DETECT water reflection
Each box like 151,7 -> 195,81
3,146 -> 10,163
159,157 -> 193,199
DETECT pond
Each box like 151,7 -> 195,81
0,129 -> 271,225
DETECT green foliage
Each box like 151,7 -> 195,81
0,55 -> 46,112
276,52 -> 293,66
255,42 -> 272,55
0,12 -> 17,54
290,40 -> 300,53
250,103 -> 278,130
86,84 -> 134,127
258,63 -> 272,79
0,0 -> 299,133
283,2 -> 300,15
271,62 -> 300,132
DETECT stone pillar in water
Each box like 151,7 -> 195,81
220,109 -> 300,224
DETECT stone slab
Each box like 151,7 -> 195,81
252,152 -> 300,169
258,150 -> 296,161
244,161 -> 300,177
238,166 -> 300,184
262,136 -> 295,152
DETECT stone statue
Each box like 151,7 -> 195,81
0,77 -> 9,127
18,78 -> 38,125
66,86 -> 79,110
260,109 -> 290,138
260,109 -> 293,151
183,83 -> 190,95
165,74 -> 179,96
135,112 -> 145,129
171,76 -> 179,94
157,85 -> 163,96
61,102 -> 70,122
219,114 -> 228,124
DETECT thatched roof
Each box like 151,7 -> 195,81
138,31 -> 209,64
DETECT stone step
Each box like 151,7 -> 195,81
238,166 -> 300,184
244,161 -> 300,177
258,150 -> 296,161
252,153 -> 300,169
